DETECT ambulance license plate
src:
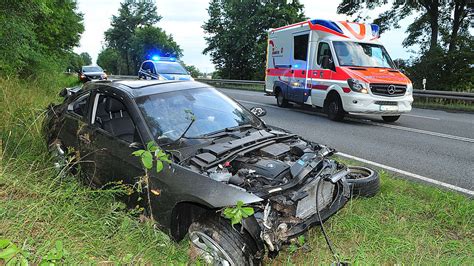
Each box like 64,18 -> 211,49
380,105 -> 399,111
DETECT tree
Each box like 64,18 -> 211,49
34,0 -> 84,55
337,0 -> 473,91
65,52 -> 84,72
104,1 -> 161,74
130,26 -> 183,71
0,0 -> 84,76
337,0 -> 471,52
97,48 -> 124,74
203,0 -> 306,80
184,64 -> 202,78
79,52 -> 92,65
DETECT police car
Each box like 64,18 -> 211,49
138,56 -> 193,81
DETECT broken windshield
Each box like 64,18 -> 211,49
136,87 -> 262,142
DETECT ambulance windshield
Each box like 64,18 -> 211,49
333,41 -> 395,69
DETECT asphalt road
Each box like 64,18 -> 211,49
218,88 -> 474,195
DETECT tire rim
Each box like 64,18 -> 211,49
190,231 -> 234,266
347,167 -> 372,180
49,143 -> 67,170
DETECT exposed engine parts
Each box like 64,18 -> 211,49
184,129 -> 351,253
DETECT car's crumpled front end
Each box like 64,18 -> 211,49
253,160 -> 350,252
183,128 -> 351,253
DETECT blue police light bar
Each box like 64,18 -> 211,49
151,55 -> 176,62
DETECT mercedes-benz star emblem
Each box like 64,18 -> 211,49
387,85 -> 396,95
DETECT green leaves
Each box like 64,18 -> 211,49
102,1 -> 182,75
132,141 -> 170,173
39,240 -> 66,266
0,239 -> 29,265
203,0 -> 305,80
297,235 -> 305,246
223,200 -> 255,226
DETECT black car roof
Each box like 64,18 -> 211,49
88,80 -> 212,98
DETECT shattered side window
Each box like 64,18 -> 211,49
68,93 -> 90,117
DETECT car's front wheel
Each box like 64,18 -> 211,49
188,215 -> 261,265
276,90 -> 289,108
346,166 -> 380,198
325,95 -> 345,121
47,139 -> 77,175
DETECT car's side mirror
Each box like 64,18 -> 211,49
250,107 -> 267,117
59,88 -> 68,98
129,142 -> 144,149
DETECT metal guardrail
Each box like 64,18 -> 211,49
109,76 -> 474,102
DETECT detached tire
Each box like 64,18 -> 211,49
382,115 -> 400,123
325,94 -> 345,121
188,215 -> 261,265
346,166 -> 380,198
276,90 -> 289,108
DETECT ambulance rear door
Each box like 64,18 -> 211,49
289,31 -> 311,104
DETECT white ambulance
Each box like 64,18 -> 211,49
265,19 -> 413,122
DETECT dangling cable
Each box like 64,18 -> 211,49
315,177 -> 341,263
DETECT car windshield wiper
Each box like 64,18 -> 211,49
207,124 -> 254,136
162,110 -> 196,146
183,124 -> 255,140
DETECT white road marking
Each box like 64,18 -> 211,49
338,152 -> 474,196
239,100 -> 474,144
367,121 -> 474,143
239,99 -> 474,195
402,113 -> 440,120
239,100 -> 275,108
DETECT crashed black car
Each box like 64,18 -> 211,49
44,80 -> 379,264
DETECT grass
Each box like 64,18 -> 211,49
1,75 -> 473,264
413,98 -> 474,112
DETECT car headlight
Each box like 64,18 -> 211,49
406,82 -> 413,95
347,78 -> 368,94
291,81 -> 304,88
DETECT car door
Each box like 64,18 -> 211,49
310,42 -> 335,107
290,32 -> 310,103
77,90 -> 144,187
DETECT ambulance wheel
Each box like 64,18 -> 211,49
382,115 -> 400,123
276,91 -> 289,108
326,95 -> 345,121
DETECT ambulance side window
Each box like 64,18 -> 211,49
317,42 -> 334,70
293,34 -> 309,61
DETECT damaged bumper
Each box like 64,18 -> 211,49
252,166 -> 351,252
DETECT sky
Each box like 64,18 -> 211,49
74,0 -> 417,73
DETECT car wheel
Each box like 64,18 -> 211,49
345,166 -> 380,198
382,115 -> 400,123
276,90 -> 289,108
326,95 -> 345,121
188,215 -> 261,265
